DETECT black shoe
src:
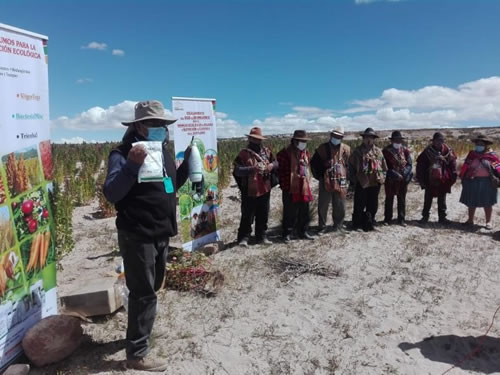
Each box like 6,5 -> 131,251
439,218 -> 451,225
418,217 -> 429,224
282,234 -> 291,243
397,219 -> 407,227
383,219 -> 391,226
299,232 -> 314,240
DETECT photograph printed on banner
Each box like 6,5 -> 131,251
20,228 -> 53,283
11,187 -> 50,243
1,146 -> 43,198
0,246 -> 26,304
38,140 -> 53,181
0,206 -> 16,254
0,173 -> 6,204
203,149 -> 218,172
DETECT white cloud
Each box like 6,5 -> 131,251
76,78 -> 93,84
291,106 -> 334,119
215,111 -> 228,119
81,42 -> 108,50
112,49 -> 125,57
52,100 -> 173,131
53,76 -> 500,141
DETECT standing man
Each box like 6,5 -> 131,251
311,125 -> 351,234
104,100 -> 190,372
416,132 -> 457,224
349,128 -> 387,231
233,127 -> 277,247
277,130 -> 314,242
382,131 -> 413,226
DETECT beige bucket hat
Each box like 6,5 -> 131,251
122,100 -> 177,126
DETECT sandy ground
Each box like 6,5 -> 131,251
31,177 -> 500,375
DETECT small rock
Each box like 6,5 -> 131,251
22,315 -> 83,367
3,364 -> 30,375
199,241 -> 224,256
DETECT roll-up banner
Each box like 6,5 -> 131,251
172,97 -> 220,251
0,23 -> 56,368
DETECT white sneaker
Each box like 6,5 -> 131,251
257,237 -> 272,245
239,238 -> 249,247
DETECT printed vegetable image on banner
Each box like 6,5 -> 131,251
172,98 -> 220,251
0,23 -> 55,369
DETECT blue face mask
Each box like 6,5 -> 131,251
475,145 -> 485,153
146,127 -> 167,142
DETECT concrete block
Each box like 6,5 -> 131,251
60,276 -> 122,317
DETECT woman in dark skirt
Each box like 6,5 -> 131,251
459,134 -> 500,230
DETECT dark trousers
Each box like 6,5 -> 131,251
118,230 -> 169,360
384,192 -> 407,222
422,189 -> 447,220
237,192 -> 270,241
352,184 -> 381,230
318,180 -> 345,229
282,191 -> 310,237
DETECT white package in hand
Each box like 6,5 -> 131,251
133,141 -> 164,183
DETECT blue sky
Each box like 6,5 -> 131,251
2,0 -> 500,143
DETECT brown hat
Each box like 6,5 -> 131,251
389,130 -> 406,140
471,133 -> 493,145
246,127 -> 266,140
360,127 -> 379,138
292,130 -> 311,141
122,100 -> 177,126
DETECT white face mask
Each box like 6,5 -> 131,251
330,138 -> 341,146
392,143 -> 401,149
297,142 -> 307,151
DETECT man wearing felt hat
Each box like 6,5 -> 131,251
311,125 -> 351,234
104,100 -> 191,372
382,131 -> 413,226
276,130 -> 314,242
348,128 -> 387,231
233,127 -> 277,247
416,131 -> 457,225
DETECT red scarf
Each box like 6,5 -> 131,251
288,146 -> 313,203
459,150 -> 500,178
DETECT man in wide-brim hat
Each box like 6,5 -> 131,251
416,131 -> 457,225
233,127 -> 277,247
348,127 -> 387,231
458,132 -> 499,230
276,130 -> 314,241
104,100 -> 191,372
311,125 -> 351,235
382,131 -> 413,226
471,133 -> 494,145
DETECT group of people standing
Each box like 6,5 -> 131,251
102,99 -> 498,372
234,126 -> 500,246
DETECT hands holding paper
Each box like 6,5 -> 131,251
128,144 -> 147,165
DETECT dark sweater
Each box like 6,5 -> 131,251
103,135 -> 188,240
